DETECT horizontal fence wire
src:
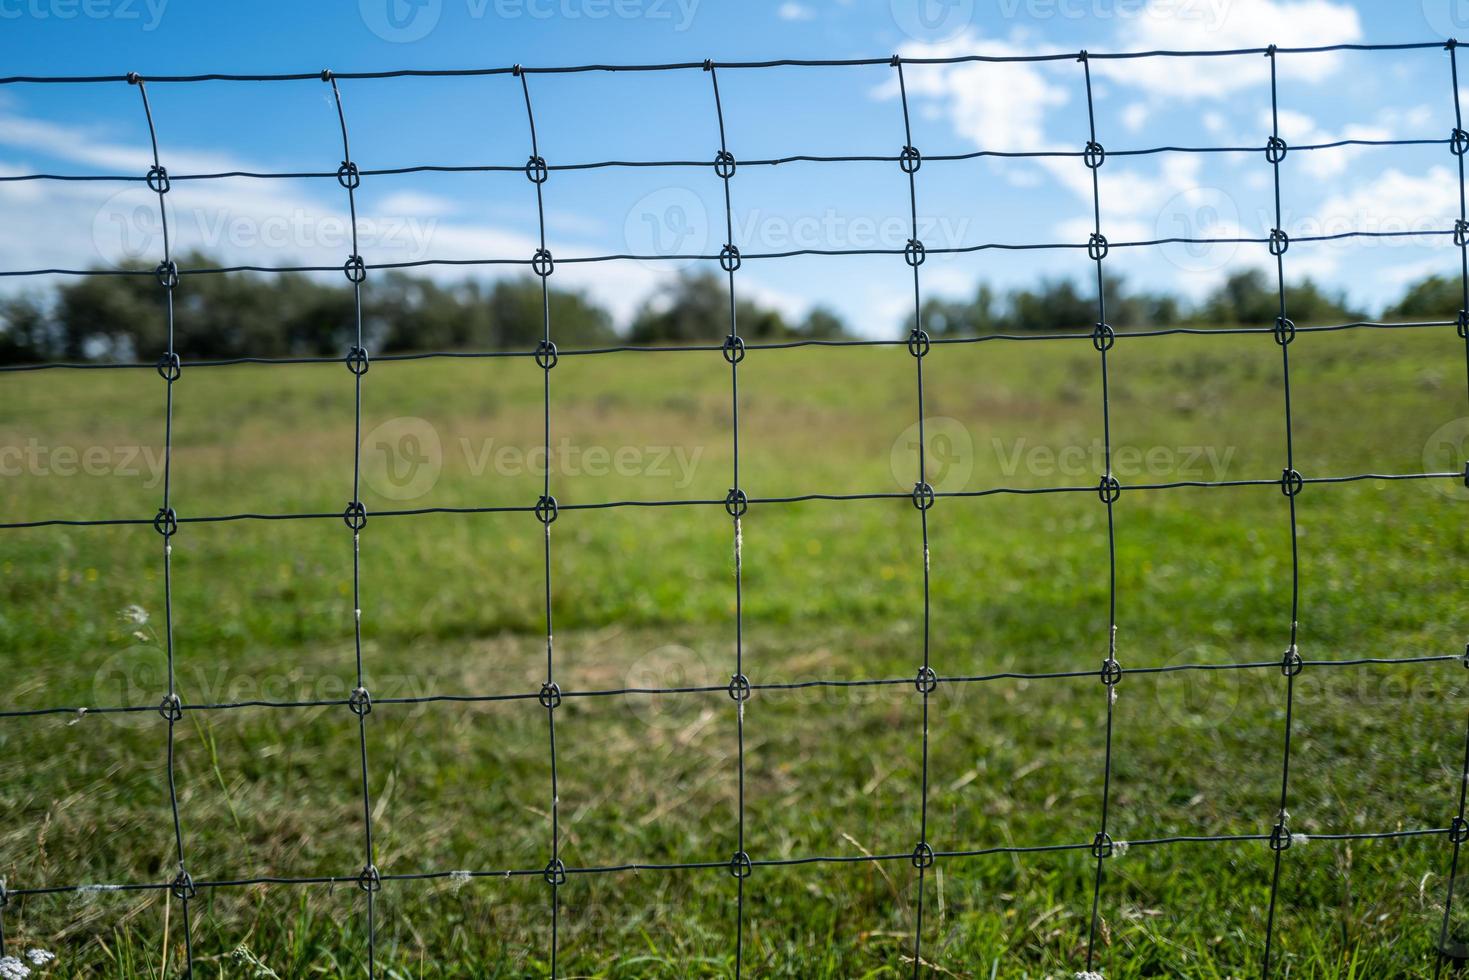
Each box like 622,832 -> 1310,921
0,38 -> 1468,980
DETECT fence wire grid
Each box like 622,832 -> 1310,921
1,38 -> 1469,980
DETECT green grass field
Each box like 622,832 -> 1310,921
1,325 -> 1468,977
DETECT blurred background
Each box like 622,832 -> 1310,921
2,2 -> 1469,978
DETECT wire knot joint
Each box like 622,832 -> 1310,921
912,481 -> 936,511
156,351 -> 182,382
357,864 -> 381,892
349,686 -> 373,716
1281,644 -> 1303,677
170,867 -> 196,901
1452,816 -> 1469,844
155,260 -> 179,290
146,165 -> 170,194
719,243 -> 741,273
158,692 -> 183,722
722,333 -> 745,364
1273,316 -> 1295,346
714,149 -> 736,180
343,500 -> 368,531
343,254 -> 367,284
907,327 -> 930,358
1279,468 -> 1303,498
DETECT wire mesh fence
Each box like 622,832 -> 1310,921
1,38 -> 1468,979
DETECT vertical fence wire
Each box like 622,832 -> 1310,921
703,61 -> 753,977
516,65 -> 565,978
1435,37 -> 1469,980
324,70 -> 380,979
130,72 -> 196,979
1078,51 -> 1122,976
1260,44 -> 1306,978
891,55 -> 939,980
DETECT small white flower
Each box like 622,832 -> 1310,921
120,604 -> 149,625
0,955 -> 32,980
1291,833 -> 1309,847
1112,840 -> 1129,857
1075,972 -> 1104,980
23,950 -> 53,966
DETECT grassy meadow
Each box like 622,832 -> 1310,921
0,324 -> 1467,977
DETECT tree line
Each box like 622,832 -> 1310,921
0,253 -> 1461,364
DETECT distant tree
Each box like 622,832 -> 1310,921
1191,268 -> 1364,327
487,276 -> 616,348
796,305 -> 848,339
912,284 -> 1003,336
1383,274 -> 1461,320
0,294 -> 59,363
373,273 -> 493,352
628,271 -> 846,343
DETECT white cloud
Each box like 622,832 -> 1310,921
875,33 -> 1071,153
1263,108 -> 1391,179
0,112 -> 243,176
1121,102 -> 1150,133
777,2 -> 815,20
1093,0 -> 1363,100
373,190 -> 456,217
0,109 -> 684,328
1311,165 -> 1458,239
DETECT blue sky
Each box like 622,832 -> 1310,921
2,0 -> 1469,337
